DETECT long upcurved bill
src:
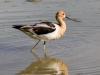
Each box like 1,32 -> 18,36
66,16 -> 81,22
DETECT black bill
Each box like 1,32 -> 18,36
66,16 -> 81,22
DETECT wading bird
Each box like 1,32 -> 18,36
12,10 -> 80,60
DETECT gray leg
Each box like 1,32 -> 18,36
43,41 -> 47,58
30,40 -> 41,61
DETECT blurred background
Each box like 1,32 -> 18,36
0,0 -> 100,75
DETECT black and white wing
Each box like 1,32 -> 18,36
12,22 -> 56,35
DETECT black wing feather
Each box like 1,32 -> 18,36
12,25 -> 25,29
33,27 -> 56,35
41,22 -> 55,27
12,22 -> 56,35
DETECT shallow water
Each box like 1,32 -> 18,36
0,0 -> 100,75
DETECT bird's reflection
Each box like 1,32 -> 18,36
16,56 -> 68,75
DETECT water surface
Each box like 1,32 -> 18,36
0,0 -> 100,75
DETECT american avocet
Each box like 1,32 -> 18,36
12,10 -> 80,59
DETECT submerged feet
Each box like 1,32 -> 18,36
30,40 -> 47,61
30,50 -> 41,61
43,41 -> 47,58
30,40 -> 41,61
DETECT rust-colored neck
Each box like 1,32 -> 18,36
56,17 -> 66,27
55,16 -> 66,39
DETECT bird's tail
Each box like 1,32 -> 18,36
12,25 -> 25,29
